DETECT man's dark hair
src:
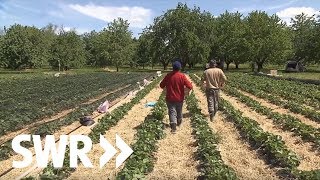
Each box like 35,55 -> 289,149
209,59 -> 217,68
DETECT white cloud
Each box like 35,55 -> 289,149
277,7 -> 320,24
63,26 -> 72,32
68,3 -> 152,28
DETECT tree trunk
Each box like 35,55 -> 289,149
163,63 -> 167,70
257,63 -> 263,72
226,63 -> 230,70
235,63 -> 239,69
116,66 -> 119,72
142,64 -> 144,69
181,63 -> 186,71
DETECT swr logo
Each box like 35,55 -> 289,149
12,134 -> 133,168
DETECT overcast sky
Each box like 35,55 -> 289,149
1,0 -> 319,36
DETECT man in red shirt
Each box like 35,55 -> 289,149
160,60 -> 193,133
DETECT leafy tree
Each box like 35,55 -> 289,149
314,16 -> 320,64
0,37 -> 4,68
290,13 -> 318,64
82,30 -> 110,67
49,28 -> 86,70
106,18 -> 133,72
245,11 -> 292,71
135,30 -> 154,69
0,24 -> 49,69
41,23 -> 58,67
128,37 -> 138,68
215,11 -> 248,70
149,3 -> 211,70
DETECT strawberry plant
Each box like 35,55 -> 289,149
0,85 -> 135,161
0,72 -> 153,136
220,98 -> 300,168
222,85 -> 320,148
227,73 -> 320,112
117,93 -> 166,179
24,77 -> 161,180
190,74 -> 300,169
186,89 -> 238,179
88,76 -> 162,144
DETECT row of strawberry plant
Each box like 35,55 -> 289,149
186,89 -> 238,179
227,74 -> 320,123
191,74 -> 320,179
88,76 -> 162,143
0,85 -> 135,161
219,98 -> 320,179
222,85 -> 320,148
220,98 -> 300,168
228,73 -> 319,110
0,72 -> 152,135
190,74 -> 299,168
246,73 -> 319,104
23,143 -> 84,180
116,93 -> 166,179
19,77 -> 161,180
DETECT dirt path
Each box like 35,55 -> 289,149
221,91 -> 320,171
190,76 -> 280,180
0,88 -> 138,179
0,85 -> 130,145
146,105 -> 199,180
238,89 -> 320,129
66,86 -> 163,179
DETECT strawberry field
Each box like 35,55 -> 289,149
0,71 -> 319,180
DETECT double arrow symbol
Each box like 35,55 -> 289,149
99,134 -> 133,168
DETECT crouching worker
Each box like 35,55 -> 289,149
160,60 -> 193,134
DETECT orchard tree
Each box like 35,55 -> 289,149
128,37 -> 138,68
106,18 -> 133,72
315,16 -> 320,64
82,30 -> 111,67
150,3 -> 211,70
49,28 -> 86,70
0,24 -> 49,69
215,11 -> 248,70
291,13 -> 318,64
245,11 -> 292,71
0,30 -> 4,67
41,23 -> 58,67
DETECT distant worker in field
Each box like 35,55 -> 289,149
160,60 -> 193,134
202,59 -> 227,121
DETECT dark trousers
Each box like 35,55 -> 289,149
206,88 -> 220,116
166,101 -> 183,124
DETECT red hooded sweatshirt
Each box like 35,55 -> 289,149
160,71 -> 193,102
